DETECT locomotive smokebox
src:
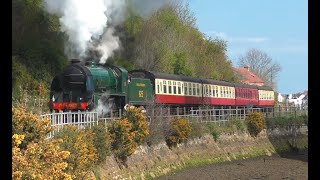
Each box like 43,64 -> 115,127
71,58 -> 81,64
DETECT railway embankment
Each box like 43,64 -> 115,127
96,126 -> 308,179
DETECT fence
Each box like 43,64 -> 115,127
40,106 -> 308,138
40,111 -> 121,138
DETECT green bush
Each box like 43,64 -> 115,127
165,117 -> 192,148
225,118 -> 246,133
245,112 -> 266,137
144,123 -> 166,146
266,114 -> 308,129
300,114 -> 308,126
189,120 -> 208,138
207,123 -> 221,141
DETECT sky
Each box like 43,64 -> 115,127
187,0 -> 308,94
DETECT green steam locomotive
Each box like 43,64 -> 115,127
48,59 -> 153,112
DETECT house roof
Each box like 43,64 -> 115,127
233,67 -> 264,84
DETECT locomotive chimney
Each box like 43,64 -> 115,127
71,58 -> 81,64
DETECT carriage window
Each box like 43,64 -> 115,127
163,81 -> 167,94
212,86 -> 215,97
222,87 -> 225,97
226,87 -> 229,97
224,87 -> 227,97
191,84 -> 194,96
197,84 -> 200,96
184,83 -> 188,95
204,85 -> 208,96
178,82 -> 181,94
156,81 -> 160,94
168,81 -> 172,94
173,81 -> 177,94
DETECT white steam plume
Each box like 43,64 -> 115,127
96,28 -> 120,64
93,95 -> 114,117
44,0 -> 125,61
44,0 -> 173,63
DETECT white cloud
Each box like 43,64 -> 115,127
232,37 -> 269,43
204,31 -> 228,39
205,30 -> 307,56
204,31 -> 269,43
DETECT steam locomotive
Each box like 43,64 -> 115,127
48,59 -> 275,113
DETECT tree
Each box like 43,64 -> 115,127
237,48 -> 281,89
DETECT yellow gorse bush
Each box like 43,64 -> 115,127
53,125 -> 98,179
12,106 -> 71,179
12,106 -> 52,149
108,105 -> 150,163
166,117 -> 192,148
12,135 -> 71,179
245,111 -> 266,137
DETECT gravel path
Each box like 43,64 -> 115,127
155,151 -> 308,180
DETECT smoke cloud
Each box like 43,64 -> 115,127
43,0 -> 173,63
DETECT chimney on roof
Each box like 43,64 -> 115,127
244,65 -> 250,71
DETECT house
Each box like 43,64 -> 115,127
233,65 -> 264,86
279,90 -> 308,110
278,93 -> 284,103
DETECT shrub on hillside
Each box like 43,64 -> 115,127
12,107 -> 71,179
54,125 -> 98,179
228,118 -> 246,133
108,105 -> 150,165
12,106 -> 52,149
207,123 -> 221,141
108,118 -> 137,164
86,124 -> 112,164
144,123 -> 166,146
266,115 -> 308,129
245,112 -> 266,137
165,117 -> 192,148
124,105 -> 150,145
189,119 -> 208,138
12,134 -> 71,180
300,114 -> 308,126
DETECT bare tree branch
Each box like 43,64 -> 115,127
237,48 -> 282,90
